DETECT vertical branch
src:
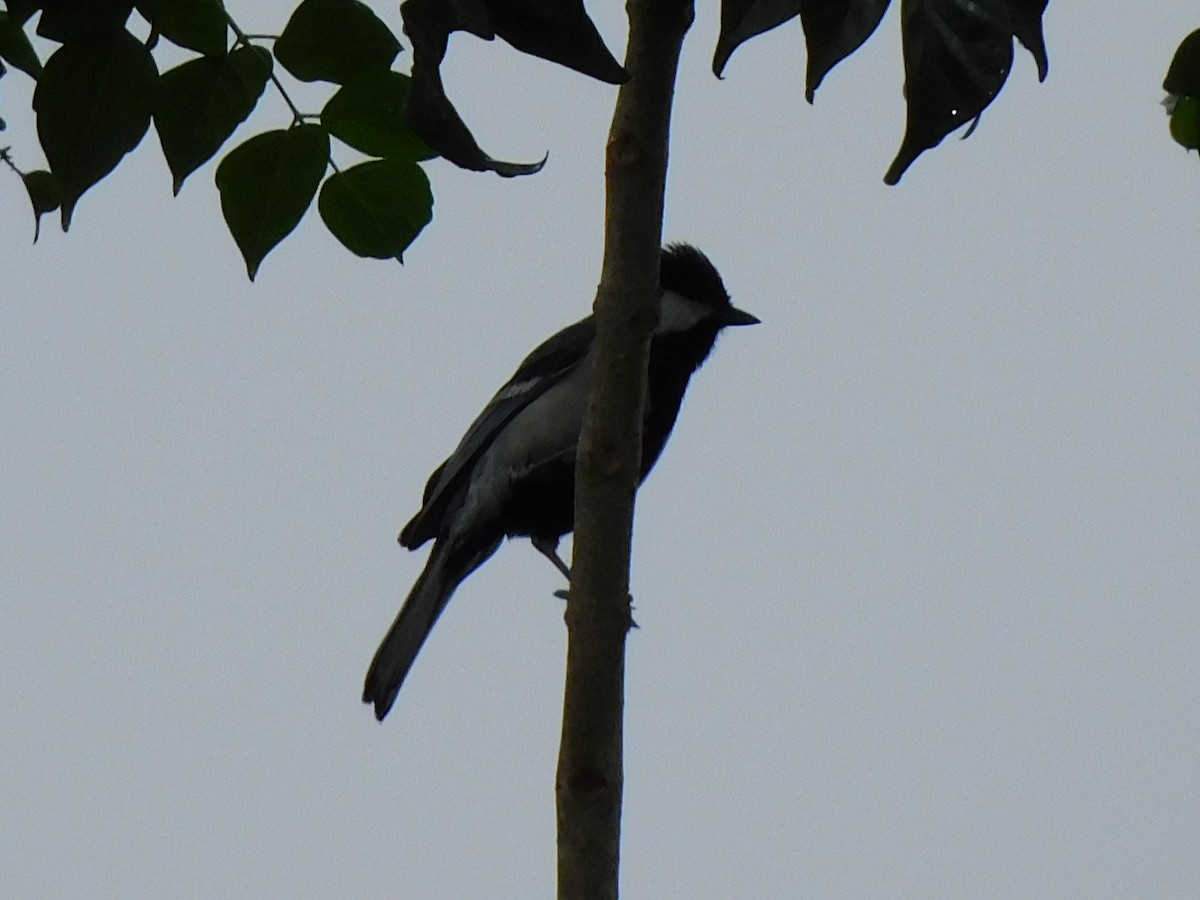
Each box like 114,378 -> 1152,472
555,0 -> 694,897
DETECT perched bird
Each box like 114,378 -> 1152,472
363,243 -> 758,721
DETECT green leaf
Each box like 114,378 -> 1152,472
801,0 -> 890,101
154,45 -> 271,194
321,70 -> 434,161
318,158 -> 431,260
33,29 -> 157,229
400,0 -> 547,176
6,1 -> 41,27
275,0 -> 400,84
0,10 -> 42,77
713,0 -> 798,79
483,0 -> 626,84
22,169 -> 62,241
135,0 -> 228,56
1164,29 -> 1200,98
885,0 -> 1015,186
1010,0 -> 1050,82
1169,95 -> 1200,151
37,0 -> 133,42
215,124 -> 329,280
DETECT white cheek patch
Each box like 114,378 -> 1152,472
656,289 -> 711,335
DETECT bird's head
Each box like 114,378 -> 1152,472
656,243 -> 759,340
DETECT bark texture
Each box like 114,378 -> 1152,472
555,1 -> 694,897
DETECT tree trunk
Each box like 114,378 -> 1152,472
555,1 -> 694,897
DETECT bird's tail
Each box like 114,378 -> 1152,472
362,533 -> 500,721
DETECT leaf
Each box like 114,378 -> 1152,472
1008,0 -> 1048,81
135,0 -> 228,57
486,0 -> 627,84
275,0 -> 399,85
37,0 -> 134,42
884,0 -> 1014,185
713,0 -> 799,78
713,1 -> 891,94
6,1 -> 41,27
710,0 -> 1047,181
22,168 -> 61,241
1169,95 -> 1200,152
1164,29 -> 1200,98
318,158 -> 432,260
154,45 -> 271,194
321,70 -> 434,161
801,0 -> 891,101
215,124 -> 329,280
33,29 -> 157,228
0,10 -> 42,77
399,0 -> 547,176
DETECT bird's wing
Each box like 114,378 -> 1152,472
399,316 -> 596,548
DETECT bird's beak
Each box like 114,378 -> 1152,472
721,305 -> 760,327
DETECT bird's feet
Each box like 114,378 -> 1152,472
531,536 -> 572,582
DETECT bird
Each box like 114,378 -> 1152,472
363,243 -> 758,721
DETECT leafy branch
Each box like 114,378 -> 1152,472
221,16 -> 302,127
3,0 -> 435,278
2,0 -> 1057,276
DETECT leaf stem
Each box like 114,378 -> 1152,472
0,146 -> 24,176
224,11 -> 306,126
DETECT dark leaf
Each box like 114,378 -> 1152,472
135,0 -> 228,57
801,0 -> 890,101
713,1 -> 892,93
33,28 -> 157,228
6,1 -> 41,27
884,0 -> 1014,185
214,124 -> 329,280
713,0 -> 799,78
487,0 -> 627,84
318,158 -> 432,260
321,70 -> 434,161
0,10 -> 42,77
22,168 -> 61,241
1009,0 -> 1048,80
1169,95 -> 1200,151
1164,29 -> 1200,97
399,0 -> 546,176
154,45 -> 271,194
275,0 -> 399,84
37,0 -> 133,42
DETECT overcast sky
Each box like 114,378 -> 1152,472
4,2 -> 1200,898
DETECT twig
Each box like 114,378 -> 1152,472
224,12 -> 305,126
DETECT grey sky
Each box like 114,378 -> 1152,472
4,2 -> 1199,897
